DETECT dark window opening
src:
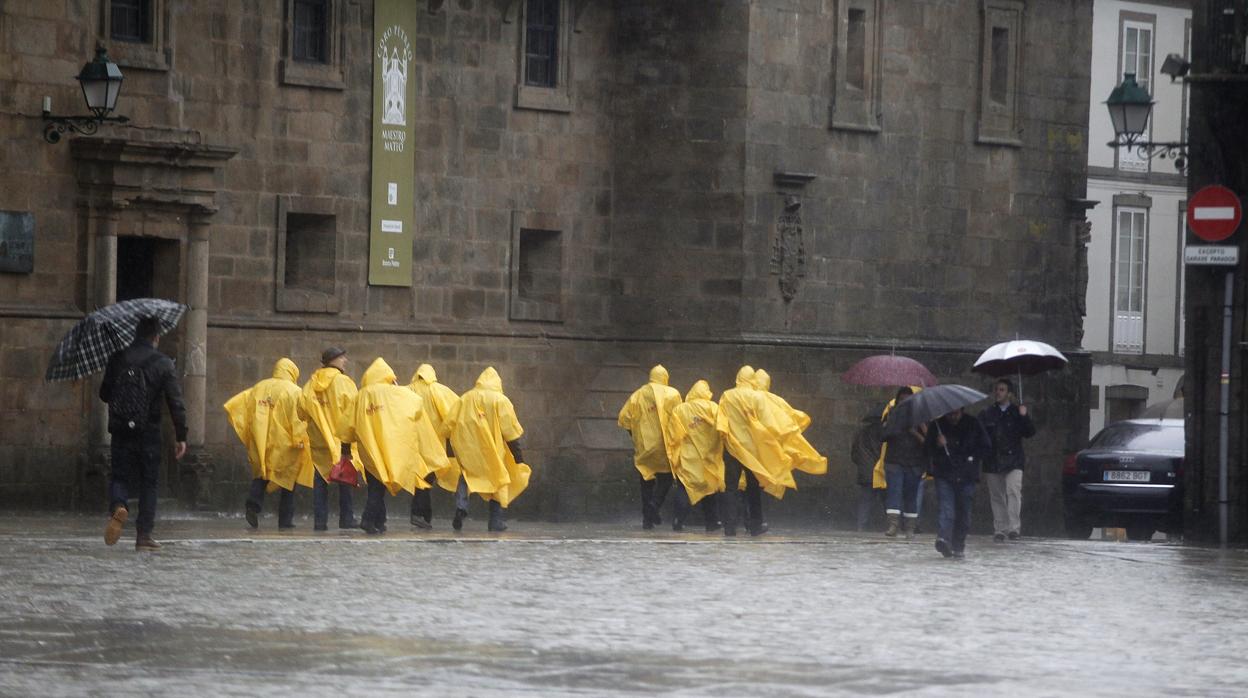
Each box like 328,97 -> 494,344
116,237 -> 155,301
293,0 -> 330,64
989,26 -> 1009,105
111,0 -> 152,44
284,213 -> 336,294
846,8 -> 867,90
524,0 -> 559,88
516,228 -> 562,306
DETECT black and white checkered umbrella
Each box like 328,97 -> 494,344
45,298 -> 187,382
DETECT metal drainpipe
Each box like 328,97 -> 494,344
1219,270 -> 1233,546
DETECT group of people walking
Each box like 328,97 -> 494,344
223,347 -> 529,536
853,380 -> 1035,558
97,321 -> 1031,557
618,365 -> 829,537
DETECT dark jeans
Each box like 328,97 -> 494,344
640,473 -> 674,525
313,470 -> 355,528
410,473 -> 438,522
246,478 -> 294,527
884,463 -> 922,517
936,478 -> 976,553
109,436 -> 160,536
672,484 -> 720,530
360,476 -> 388,531
721,452 -> 763,534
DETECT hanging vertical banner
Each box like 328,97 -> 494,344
368,0 -> 416,286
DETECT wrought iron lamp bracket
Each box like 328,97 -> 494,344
42,112 -> 129,144
1107,135 -> 1190,174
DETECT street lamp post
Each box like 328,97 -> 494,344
42,44 -> 130,144
1104,72 -> 1189,173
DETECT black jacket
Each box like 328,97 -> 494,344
926,413 -> 990,483
979,402 -> 1036,473
851,418 -> 883,487
99,340 -> 188,442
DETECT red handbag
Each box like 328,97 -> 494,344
328,456 -> 360,487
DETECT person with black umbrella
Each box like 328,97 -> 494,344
100,316 -> 188,551
926,406 -> 991,559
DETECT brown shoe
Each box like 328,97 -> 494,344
135,535 -> 161,551
104,506 -> 128,546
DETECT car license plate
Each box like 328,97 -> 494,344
1104,470 -> 1150,482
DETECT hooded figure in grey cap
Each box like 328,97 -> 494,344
296,347 -> 359,530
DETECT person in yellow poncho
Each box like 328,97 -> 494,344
346,357 -> 450,535
715,365 -> 797,536
406,363 -> 462,529
298,347 -> 359,531
224,357 -> 314,529
448,367 -> 530,532
667,379 -> 725,532
753,368 -> 828,476
617,365 -> 683,530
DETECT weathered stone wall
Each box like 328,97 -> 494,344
1,1 -> 1093,534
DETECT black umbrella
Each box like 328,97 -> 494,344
882,384 -> 988,437
46,298 -> 187,382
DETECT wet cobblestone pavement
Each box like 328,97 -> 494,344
2,514 -> 1247,696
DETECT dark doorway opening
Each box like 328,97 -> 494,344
114,235 -> 185,500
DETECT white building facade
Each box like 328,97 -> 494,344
1084,0 -> 1190,435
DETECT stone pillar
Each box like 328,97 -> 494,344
183,219 -> 214,509
85,209 -> 118,509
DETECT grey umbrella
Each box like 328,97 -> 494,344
882,384 -> 989,437
45,298 -> 186,382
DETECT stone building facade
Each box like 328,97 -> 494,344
0,0 -> 1094,533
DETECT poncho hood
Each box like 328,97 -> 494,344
272,357 -> 300,383
362,358 -> 397,387
734,365 -> 756,388
413,363 -> 438,385
649,364 -> 670,386
686,379 -> 713,402
475,366 -> 503,392
754,369 -> 772,391
308,366 -> 342,392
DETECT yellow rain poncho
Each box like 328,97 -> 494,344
716,366 -> 797,499
299,364 -> 360,481
872,385 -> 924,489
617,365 -> 683,481
223,358 -> 314,492
668,380 -> 725,505
754,368 -> 828,476
407,364 -> 462,492
448,367 -> 531,507
346,358 -> 449,496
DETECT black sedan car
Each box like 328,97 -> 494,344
1061,418 -> 1184,541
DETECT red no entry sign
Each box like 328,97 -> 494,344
1187,185 -> 1242,242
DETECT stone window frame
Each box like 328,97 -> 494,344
508,210 -> 566,323
275,195 -> 342,314
280,0 -> 346,91
1109,196 -> 1151,355
98,0 -> 170,72
515,0 -> 573,113
976,0 -> 1024,147
1114,10 -> 1157,173
829,0 -> 883,133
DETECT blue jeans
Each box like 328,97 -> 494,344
884,464 -> 922,518
313,471 -> 355,528
936,479 -> 976,553
109,436 -> 160,536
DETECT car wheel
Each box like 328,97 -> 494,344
1064,518 -> 1093,540
1125,524 -> 1155,542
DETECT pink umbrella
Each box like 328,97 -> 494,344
841,355 -> 939,387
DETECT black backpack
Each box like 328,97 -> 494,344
108,354 -> 162,436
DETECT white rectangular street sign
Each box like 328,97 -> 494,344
1185,245 -> 1240,265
